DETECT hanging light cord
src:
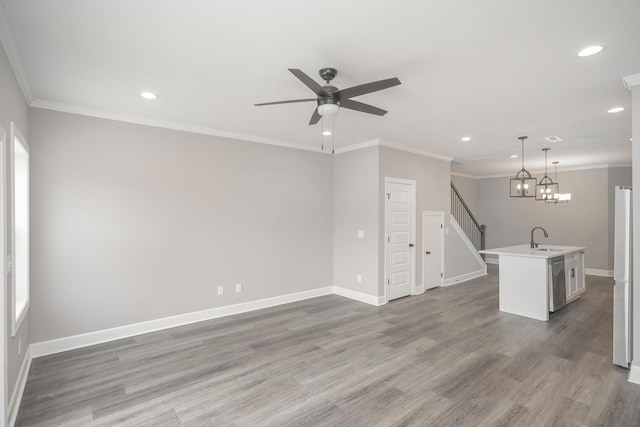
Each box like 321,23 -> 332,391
544,149 -> 549,176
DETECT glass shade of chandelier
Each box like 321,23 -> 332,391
536,148 -> 559,201
510,136 -> 537,198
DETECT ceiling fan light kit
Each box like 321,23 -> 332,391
317,103 -> 339,117
509,136 -> 537,198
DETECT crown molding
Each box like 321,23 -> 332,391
451,172 -> 479,179
623,73 -> 640,90
30,99 -> 327,153
474,163 -> 614,179
29,99 -> 454,161
0,1 -> 34,103
379,140 -> 453,162
333,139 -> 380,154
334,138 -> 453,162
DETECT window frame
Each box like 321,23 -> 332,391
10,122 -> 29,336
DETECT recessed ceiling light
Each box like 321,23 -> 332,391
510,154 -> 519,158
545,136 -> 562,142
140,91 -> 158,100
577,45 -> 604,57
461,137 -> 471,142
608,107 -> 624,113
322,131 -> 332,136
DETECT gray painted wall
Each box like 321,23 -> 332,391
333,147 -> 379,297
29,109 -> 334,342
0,42 -> 30,403
445,217 -> 485,279
451,175 -> 478,215
477,166 -> 631,271
378,145 -> 452,294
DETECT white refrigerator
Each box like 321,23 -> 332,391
614,186 -> 632,368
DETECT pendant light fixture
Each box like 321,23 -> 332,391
536,148 -> 559,201
547,161 -> 571,203
510,136 -> 537,198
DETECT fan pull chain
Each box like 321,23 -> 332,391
332,115 -> 335,155
321,115 -> 325,151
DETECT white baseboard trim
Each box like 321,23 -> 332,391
585,268 -> 614,277
484,257 -> 499,265
30,287 -> 333,358
333,286 -> 385,306
8,347 -> 32,427
414,285 -> 425,295
443,269 -> 487,286
629,364 -> 640,385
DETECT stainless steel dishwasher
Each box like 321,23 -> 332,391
549,256 -> 566,312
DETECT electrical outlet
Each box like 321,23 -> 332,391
357,230 -> 365,239
235,283 -> 242,293
357,274 -> 362,284
217,286 -> 224,296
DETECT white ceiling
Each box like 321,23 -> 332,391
2,0 -> 639,176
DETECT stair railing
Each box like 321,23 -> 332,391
451,181 -> 486,254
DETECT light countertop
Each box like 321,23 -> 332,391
479,244 -> 586,259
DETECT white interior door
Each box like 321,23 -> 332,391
385,178 -> 416,301
422,211 -> 444,290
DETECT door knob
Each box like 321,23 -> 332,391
426,251 -> 431,255
409,243 -> 414,247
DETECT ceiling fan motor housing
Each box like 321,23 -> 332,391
319,67 -> 337,83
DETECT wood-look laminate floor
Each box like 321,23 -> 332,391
16,266 -> 640,426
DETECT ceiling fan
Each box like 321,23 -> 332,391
254,68 -> 401,125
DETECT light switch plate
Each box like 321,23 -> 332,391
357,274 -> 362,283
357,230 -> 365,239
217,286 -> 224,296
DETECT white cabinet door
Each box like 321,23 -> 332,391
565,254 -> 578,302
577,252 -> 586,293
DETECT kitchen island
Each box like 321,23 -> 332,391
479,244 -> 586,321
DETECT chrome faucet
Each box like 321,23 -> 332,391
530,227 -> 549,248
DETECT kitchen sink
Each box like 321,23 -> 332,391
533,248 -> 563,252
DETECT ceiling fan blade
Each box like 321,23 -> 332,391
254,98 -> 317,106
309,107 -> 321,125
335,77 -> 401,100
289,68 -> 331,97
340,99 -> 387,116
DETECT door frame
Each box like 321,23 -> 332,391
422,211 -> 444,291
0,125 -> 7,426
384,177 -> 416,303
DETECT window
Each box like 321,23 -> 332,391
11,122 -> 29,335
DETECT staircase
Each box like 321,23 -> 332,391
451,182 -> 486,254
